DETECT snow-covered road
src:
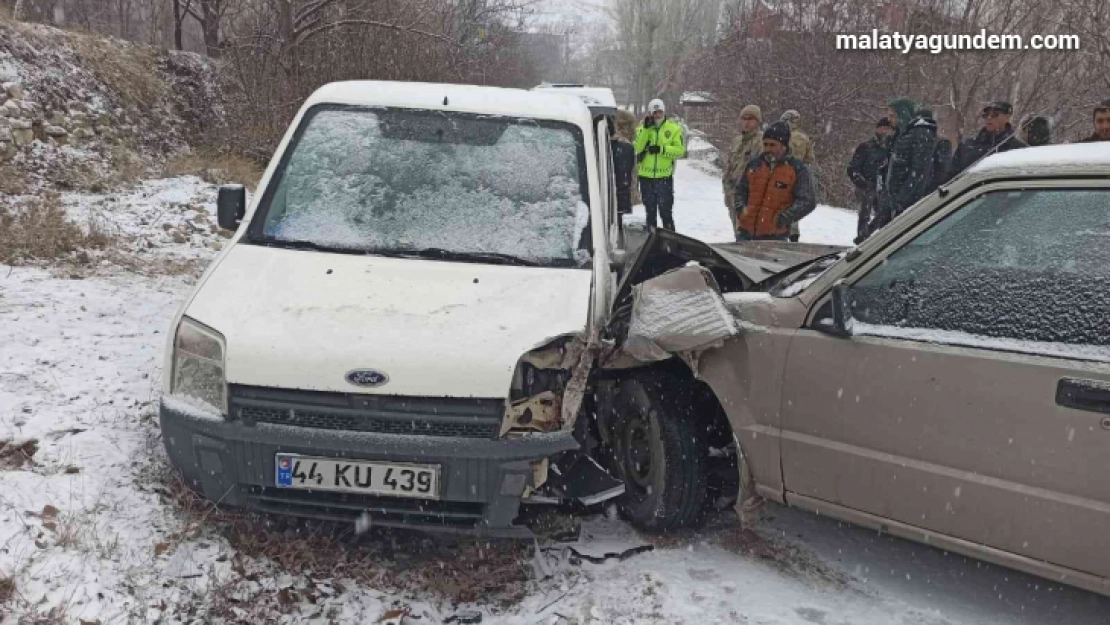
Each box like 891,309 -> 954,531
2,168 -> 1107,624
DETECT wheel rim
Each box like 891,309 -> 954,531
621,415 -> 654,490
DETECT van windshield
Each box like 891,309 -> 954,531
249,106 -> 592,268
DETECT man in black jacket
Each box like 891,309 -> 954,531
950,101 -> 1027,178
610,120 -> 636,221
886,107 -> 939,218
847,117 -> 892,243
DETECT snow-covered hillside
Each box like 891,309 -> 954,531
0,15 -> 222,195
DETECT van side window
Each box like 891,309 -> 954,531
849,189 -> 1110,348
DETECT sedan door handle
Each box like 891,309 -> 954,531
1056,378 -> 1110,415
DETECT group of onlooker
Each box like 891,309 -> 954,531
846,98 -> 1110,243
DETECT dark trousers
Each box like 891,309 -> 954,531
855,187 -> 876,238
639,176 -> 675,230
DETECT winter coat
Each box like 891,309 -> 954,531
611,137 -> 635,215
1078,133 -> 1110,143
1021,116 -> 1052,147
615,109 -> 637,142
847,136 -> 888,191
722,129 -> 764,210
734,154 -> 817,238
788,129 -> 816,164
886,115 -> 939,212
633,118 -> 686,179
949,125 -> 1027,178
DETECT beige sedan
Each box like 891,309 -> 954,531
609,144 -> 1110,597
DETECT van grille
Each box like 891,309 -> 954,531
229,386 -> 502,439
245,486 -> 486,527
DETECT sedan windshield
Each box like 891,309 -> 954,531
250,106 -> 591,268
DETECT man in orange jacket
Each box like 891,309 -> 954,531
733,121 -> 817,241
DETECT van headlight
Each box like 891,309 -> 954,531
171,317 -> 228,414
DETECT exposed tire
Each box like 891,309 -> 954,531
611,375 -> 709,531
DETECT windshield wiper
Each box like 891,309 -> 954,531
370,247 -> 541,267
249,237 -> 543,266
250,235 -> 353,254
249,236 -> 416,258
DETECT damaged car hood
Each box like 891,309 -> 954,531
184,244 -> 592,397
709,241 -> 846,285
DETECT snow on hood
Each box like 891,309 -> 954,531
182,244 -> 592,398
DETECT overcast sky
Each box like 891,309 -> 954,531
530,0 -> 611,25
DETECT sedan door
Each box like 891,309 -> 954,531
779,183 -> 1110,587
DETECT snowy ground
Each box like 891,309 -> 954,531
2,169 -> 1107,624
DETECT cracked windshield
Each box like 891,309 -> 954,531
256,107 -> 591,267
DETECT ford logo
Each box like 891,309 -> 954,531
345,369 -> 389,388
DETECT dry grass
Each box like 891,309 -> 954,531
0,164 -> 29,195
0,439 -> 39,469
0,575 -> 14,604
0,194 -> 113,265
151,462 -> 535,609
164,151 -> 264,190
69,31 -> 164,112
107,143 -> 150,186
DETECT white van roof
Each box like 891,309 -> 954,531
305,81 -> 594,128
533,85 -> 618,115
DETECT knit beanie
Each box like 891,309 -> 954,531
741,104 -> 763,122
763,121 -> 791,147
888,97 -> 916,130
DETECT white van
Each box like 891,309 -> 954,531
160,81 -> 627,536
160,80 -> 829,537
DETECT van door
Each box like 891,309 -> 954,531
781,184 -> 1110,582
590,119 -> 615,335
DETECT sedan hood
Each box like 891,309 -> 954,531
184,244 -> 592,398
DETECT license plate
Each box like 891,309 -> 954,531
275,454 -> 440,499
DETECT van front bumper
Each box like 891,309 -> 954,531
158,396 -> 578,537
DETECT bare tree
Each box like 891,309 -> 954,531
673,0 -> 1095,204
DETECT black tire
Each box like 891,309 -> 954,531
611,375 -> 709,531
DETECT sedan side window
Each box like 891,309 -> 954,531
849,189 -> 1110,348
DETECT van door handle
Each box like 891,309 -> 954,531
1056,378 -> 1110,415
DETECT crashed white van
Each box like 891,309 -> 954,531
160,81 -> 630,536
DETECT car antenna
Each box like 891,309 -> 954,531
443,96 -> 449,106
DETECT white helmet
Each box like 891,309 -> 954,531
648,99 -> 666,114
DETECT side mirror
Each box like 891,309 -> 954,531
217,184 -> 246,231
829,281 -> 853,337
816,281 -> 853,337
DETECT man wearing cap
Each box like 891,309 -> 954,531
847,117 -> 893,243
949,100 -> 1027,177
733,121 -> 817,242
1078,99 -> 1110,142
722,105 -> 764,234
780,110 -> 816,165
634,98 -> 686,231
